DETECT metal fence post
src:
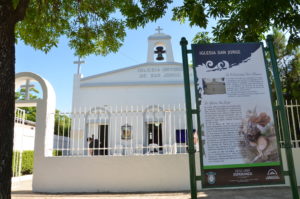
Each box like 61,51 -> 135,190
180,37 -> 197,199
266,35 -> 299,199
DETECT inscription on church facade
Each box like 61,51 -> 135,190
137,66 -> 182,79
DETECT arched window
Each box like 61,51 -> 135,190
85,107 -> 111,155
143,106 -> 164,152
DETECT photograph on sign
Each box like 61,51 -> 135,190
192,43 -> 284,187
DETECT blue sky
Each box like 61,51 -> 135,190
16,4 -> 215,112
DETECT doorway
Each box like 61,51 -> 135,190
147,123 -> 163,152
98,125 -> 108,155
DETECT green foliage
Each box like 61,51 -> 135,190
23,107 -> 36,122
16,0 -> 172,57
54,110 -> 71,137
173,0 -> 300,48
21,151 -> 34,175
15,87 -> 39,121
53,150 -> 63,156
12,151 -> 34,176
15,87 -> 39,100
192,32 -> 213,44
271,29 -> 300,101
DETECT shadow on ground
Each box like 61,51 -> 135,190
12,180 -> 299,199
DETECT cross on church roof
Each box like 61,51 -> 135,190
20,79 -> 34,100
155,26 -> 163,34
74,57 -> 85,74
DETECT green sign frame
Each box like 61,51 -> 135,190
180,36 -> 299,199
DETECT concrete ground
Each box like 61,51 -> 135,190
11,176 -> 300,199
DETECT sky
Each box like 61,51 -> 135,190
16,3 -> 215,112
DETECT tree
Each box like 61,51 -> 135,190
0,1 -> 171,198
271,29 -> 300,101
192,31 -> 213,44
172,0 -> 300,48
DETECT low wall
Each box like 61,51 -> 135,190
33,154 -> 195,193
32,149 -> 300,193
281,148 -> 300,186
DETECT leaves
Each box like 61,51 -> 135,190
68,19 -> 126,56
192,32 -> 212,44
54,110 -> 71,137
15,0 -> 172,57
173,0 -> 300,47
15,87 -> 39,100
172,0 -> 207,27
271,29 -> 300,100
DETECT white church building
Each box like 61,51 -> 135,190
70,28 -> 196,156
14,30 -> 200,194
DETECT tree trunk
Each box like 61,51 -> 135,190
0,2 -> 17,199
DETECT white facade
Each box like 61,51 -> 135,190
71,30 -> 195,155
72,31 -> 189,108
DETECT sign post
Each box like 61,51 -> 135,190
266,35 -> 299,199
180,37 -> 197,199
181,37 -> 299,199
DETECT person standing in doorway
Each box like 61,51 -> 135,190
87,134 -> 95,155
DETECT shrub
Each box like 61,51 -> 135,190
21,151 -> 34,175
52,150 -> 63,156
12,150 -> 34,176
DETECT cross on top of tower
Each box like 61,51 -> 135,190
74,57 -> 85,74
155,26 -> 163,34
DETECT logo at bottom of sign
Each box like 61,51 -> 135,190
266,169 -> 280,180
206,172 -> 216,184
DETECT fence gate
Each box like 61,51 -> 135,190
13,108 -> 26,178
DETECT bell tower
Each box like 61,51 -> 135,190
147,26 -> 174,63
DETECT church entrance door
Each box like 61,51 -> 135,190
98,125 -> 108,155
147,123 -> 162,152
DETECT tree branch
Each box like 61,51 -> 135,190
14,0 -> 30,22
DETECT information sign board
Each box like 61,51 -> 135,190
192,43 -> 284,187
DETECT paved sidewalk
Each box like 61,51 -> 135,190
12,178 -> 299,199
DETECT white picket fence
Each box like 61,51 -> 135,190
276,100 -> 300,148
13,108 -> 26,177
53,104 -> 197,157
53,101 -> 300,157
